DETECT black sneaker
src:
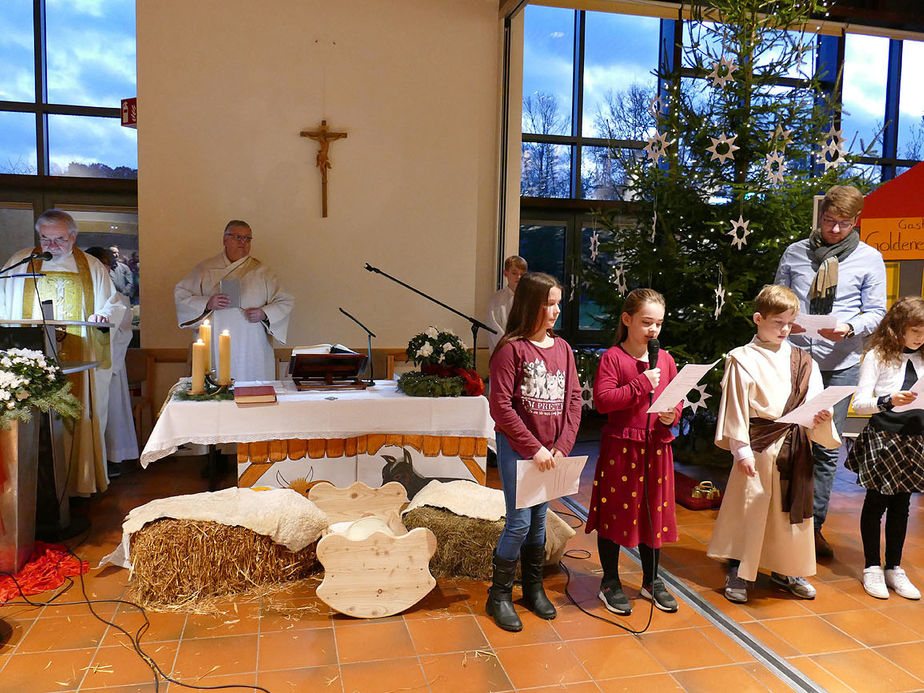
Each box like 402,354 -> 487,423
598,584 -> 632,615
640,579 -> 679,612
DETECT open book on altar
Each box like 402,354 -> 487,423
288,344 -> 368,389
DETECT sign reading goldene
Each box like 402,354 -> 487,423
861,217 -> 924,260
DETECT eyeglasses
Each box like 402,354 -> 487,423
224,233 -> 252,243
39,235 -> 71,246
821,216 -> 855,230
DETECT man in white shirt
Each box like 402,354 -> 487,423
484,255 -> 527,352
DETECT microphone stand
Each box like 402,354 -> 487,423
339,307 -> 376,386
364,263 -> 497,358
0,253 -> 48,275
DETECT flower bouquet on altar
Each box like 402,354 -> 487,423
397,327 -> 484,397
0,348 -> 80,428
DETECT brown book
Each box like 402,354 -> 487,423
233,385 -> 277,404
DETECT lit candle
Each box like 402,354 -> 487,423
218,329 -> 231,385
191,338 -> 206,394
199,319 -> 212,372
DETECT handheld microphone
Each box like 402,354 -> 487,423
647,338 -> 660,404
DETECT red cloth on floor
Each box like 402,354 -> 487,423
0,541 -> 88,604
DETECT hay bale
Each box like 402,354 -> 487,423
402,506 -> 575,580
127,518 -> 320,608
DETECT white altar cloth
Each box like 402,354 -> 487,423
141,379 -> 496,468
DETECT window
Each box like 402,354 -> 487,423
898,39 -> 924,160
0,0 -> 137,178
842,34 -> 889,157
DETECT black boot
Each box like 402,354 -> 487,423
486,552 -> 523,632
520,543 -> 556,619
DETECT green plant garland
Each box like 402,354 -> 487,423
396,372 -> 465,397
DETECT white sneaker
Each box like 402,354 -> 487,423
885,567 -> 921,600
862,566 -> 889,599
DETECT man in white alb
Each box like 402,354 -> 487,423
0,209 -> 126,495
174,220 -> 294,382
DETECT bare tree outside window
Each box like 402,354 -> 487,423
522,92 -> 571,197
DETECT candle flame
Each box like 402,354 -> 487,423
221,329 -> 230,335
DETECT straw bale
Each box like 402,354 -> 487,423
127,518 -> 320,608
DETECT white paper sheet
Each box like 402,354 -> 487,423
515,455 -> 588,509
793,313 -> 839,339
647,360 -> 720,414
774,385 -> 857,426
891,377 -> 924,412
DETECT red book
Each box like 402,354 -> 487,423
233,385 -> 277,404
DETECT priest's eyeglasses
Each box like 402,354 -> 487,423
224,232 -> 252,243
821,216 -> 855,230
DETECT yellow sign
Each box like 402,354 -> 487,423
861,217 -> 924,260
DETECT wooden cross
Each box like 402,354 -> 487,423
300,120 -> 348,218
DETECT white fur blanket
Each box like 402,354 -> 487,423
403,480 -> 506,521
99,487 -> 329,570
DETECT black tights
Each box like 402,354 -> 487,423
861,488 -> 911,569
597,536 -> 660,587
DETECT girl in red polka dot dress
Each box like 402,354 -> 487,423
585,288 -> 682,614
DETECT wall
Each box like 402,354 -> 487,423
137,0 -> 504,357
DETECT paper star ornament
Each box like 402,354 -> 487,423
773,124 -> 794,147
685,383 -> 712,415
707,133 -> 740,164
727,215 -> 752,250
589,228 -> 600,261
611,264 -> 627,295
569,274 -> 577,301
648,94 -> 668,120
644,131 -> 673,165
763,150 -> 787,185
818,124 -> 847,171
714,284 -> 726,319
650,210 -> 658,243
708,56 -> 738,88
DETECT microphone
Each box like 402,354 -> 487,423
34,251 -> 53,261
647,338 -> 660,404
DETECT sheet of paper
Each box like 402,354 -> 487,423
647,360 -> 720,414
515,455 -> 588,509
774,385 -> 857,426
793,313 -> 838,339
891,377 -> 924,412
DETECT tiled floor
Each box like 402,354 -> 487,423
1,427 -> 923,692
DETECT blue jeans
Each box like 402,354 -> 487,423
813,363 -> 860,530
495,433 -> 548,561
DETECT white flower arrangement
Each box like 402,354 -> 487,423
0,348 -> 80,428
405,327 -> 472,369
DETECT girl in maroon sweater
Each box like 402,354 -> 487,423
487,273 -> 582,632
586,288 -> 682,615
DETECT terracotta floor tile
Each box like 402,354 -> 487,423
166,671 -> 257,691
0,646 -> 96,690
693,589 -> 755,623
879,602 -> 924,637
798,579 -> 868,614
759,615 -> 862,655
637,627 -> 735,671
812,648 -> 924,692
16,612 -> 108,652
568,634 -> 665,679
551,604 -> 639,641
527,682 -> 602,693
405,613 -> 489,655
875,642 -> 924,680
79,683 -> 162,692
258,627 -> 337,670
172,633 -> 258,678
99,608 -> 188,646
334,619 -> 415,663
670,664 -> 769,692
339,656 -> 427,693
402,582 -> 474,619
0,614 -> 35,653
597,672 -> 684,692
739,622 -> 800,658
494,641 -> 591,689
738,662 -> 797,693
823,609 -> 922,647
735,593 -> 813,620
420,651 -> 514,693
475,610 -> 562,648
698,625 -> 756,663
82,642 -> 179,688
786,656 -> 854,692
259,595 -> 336,629
82,566 -> 130,601
256,664 -> 342,692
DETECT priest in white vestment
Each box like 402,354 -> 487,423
174,220 -> 294,382
0,209 -> 126,496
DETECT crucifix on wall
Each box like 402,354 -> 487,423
300,120 -> 348,218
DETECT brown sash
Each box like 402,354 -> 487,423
748,347 -> 814,525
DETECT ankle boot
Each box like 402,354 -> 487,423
486,552 -> 522,632
520,543 -> 556,619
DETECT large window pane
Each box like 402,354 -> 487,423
523,6 -> 573,136
898,39 -> 924,160
581,146 -> 637,201
48,114 -> 137,178
0,0 -> 35,103
45,0 -> 136,107
0,111 -> 37,174
578,224 -> 616,330
521,142 -> 571,198
582,12 -> 658,138
843,33 -> 888,157
519,222 -> 566,283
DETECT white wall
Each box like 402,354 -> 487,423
138,0 -> 504,351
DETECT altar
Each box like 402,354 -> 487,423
141,379 -> 494,497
